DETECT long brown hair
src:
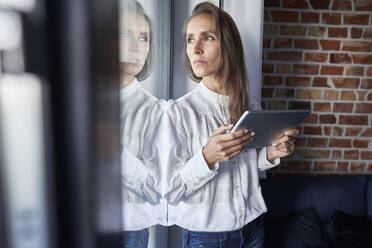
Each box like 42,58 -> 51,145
182,2 -> 249,124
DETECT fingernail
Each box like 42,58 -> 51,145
228,124 -> 233,128
251,131 -> 255,136
272,143 -> 276,147
244,129 -> 249,134
284,131 -> 289,136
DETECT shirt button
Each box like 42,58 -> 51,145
240,209 -> 244,214
235,184 -> 239,189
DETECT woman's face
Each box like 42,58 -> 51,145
120,11 -> 150,77
186,13 -> 221,80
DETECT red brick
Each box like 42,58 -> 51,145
352,54 -> 372,64
301,12 -> 320,23
344,14 -> 370,25
328,28 -> 348,38
357,91 -> 368,101
294,39 -> 319,49
314,161 -> 336,171
368,163 -> 372,171
333,150 -> 342,159
337,162 -> 349,171
295,138 -> 306,147
268,51 -> 302,61
264,24 -> 277,36
305,53 -> 328,62
265,0 -> 280,7
351,28 -> 363,39
321,66 -> 344,75
320,40 -> 340,50
281,161 -> 312,171
297,89 -> 322,99
276,64 -> 291,74
361,79 -> 372,89
324,90 -> 339,100
332,0 -> 352,10
330,138 -> 351,148
361,151 -> 372,160
263,76 -> 283,86
303,113 -> 318,124
355,103 -> 372,113
342,41 -> 372,52
320,114 -> 336,123
280,25 -> 307,36
275,88 -> 295,98
313,102 -> 331,112
308,26 -> 326,37
367,67 -> 372,76
267,101 -> 288,110
263,38 -> 271,48
285,76 -> 311,86
361,128 -> 372,136
368,92 -> 372,101
363,28 -> 372,39
274,38 -> 292,48
339,115 -> 369,125
324,126 -> 332,135
308,138 -> 328,147
289,101 -> 311,110
341,90 -> 356,101
293,64 -> 319,74
322,13 -> 341,24
355,0 -> 372,11
304,126 -> 322,135
262,63 -> 274,73
272,11 -> 299,22
333,127 -> 344,136
262,88 -> 274,98
296,149 -> 330,159
350,162 -> 366,171
353,139 -> 369,148
345,66 -> 364,76
332,78 -> 360,88
345,127 -> 362,136
334,103 -> 354,112
344,150 -> 360,159
283,0 -> 309,8
313,77 -> 330,87
309,0 -> 331,9
330,54 -> 352,64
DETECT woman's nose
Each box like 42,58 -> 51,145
129,38 -> 139,52
193,39 -> 203,54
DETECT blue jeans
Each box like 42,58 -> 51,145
183,216 -> 264,248
123,228 -> 149,248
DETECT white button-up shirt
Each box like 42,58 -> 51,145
162,82 -> 279,232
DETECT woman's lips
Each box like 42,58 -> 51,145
193,60 -> 207,65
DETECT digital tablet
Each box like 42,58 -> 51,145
231,110 -> 310,148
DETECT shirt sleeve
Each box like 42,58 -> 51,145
121,102 -> 162,205
163,101 -> 218,205
257,147 -> 280,171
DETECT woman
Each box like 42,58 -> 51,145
120,1 -> 162,247
165,2 -> 299,247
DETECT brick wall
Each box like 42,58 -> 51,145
262,0 -> 372,175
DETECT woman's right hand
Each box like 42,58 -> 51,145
202,124 -> 254,169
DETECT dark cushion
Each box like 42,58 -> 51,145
261,176 -> 368,222
367,176 -> 372,220
264,207 -> 328,248
332,210 -> 372,248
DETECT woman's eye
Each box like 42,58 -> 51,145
206,36 -> 214,41
186,38 -> 194,43
138,35 -> 148,42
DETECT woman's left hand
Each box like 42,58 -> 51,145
266,128 -> 300,163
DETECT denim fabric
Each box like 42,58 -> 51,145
183,216 -> 264,248
123,228 -> 149,248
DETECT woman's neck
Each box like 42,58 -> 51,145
120,74 -> 135,89
202,76 -> 227,95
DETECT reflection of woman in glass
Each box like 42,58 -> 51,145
120,1 -> 160,247
165,2 -> 299,248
